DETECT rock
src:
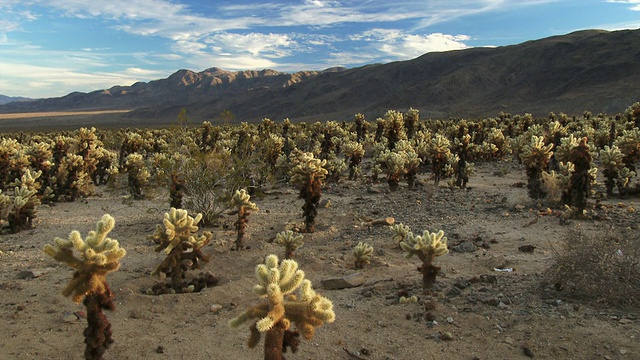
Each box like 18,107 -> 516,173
446,317 -> 454,324
17,267 -> 56,279
620,349 -> 628,355
321,272 -> 365,290
440,332 -> 454,341
518,245 -> 536,253
451,241 -> 478,252
74,310 -> 86,318
209,304 -> 223,314
514,204 -> 526,212
319,199 -> 331,208
370,217 -> 394,226
62,312 -> 78,323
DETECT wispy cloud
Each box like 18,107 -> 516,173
606,0 -> 640,11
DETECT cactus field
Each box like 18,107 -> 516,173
0,108 -> 639,359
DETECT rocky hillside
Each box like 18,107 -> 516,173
1,29 -> 639,123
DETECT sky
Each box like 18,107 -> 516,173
1,0 -> 639,99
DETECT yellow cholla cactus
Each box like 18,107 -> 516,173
353,242 -> 374,269
229,254 -> 335,342
520,135 -> 554,169
274,230 -> 304,259
152,208 -> 211,255
43,214 -> 126,303
231,189 -> 259,212
290,152 -> 328,187
391,223 -> 412,245
401,229 -> 449,261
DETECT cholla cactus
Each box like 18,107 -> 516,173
290,152 -> 328,233
56,154 -> 93,202
229,254 -> 335,359
325,153 -> 347,183
151,208 -> 213,293
43,214 -> 126,360
353,242 -> 374,269
428,134 -> 452,186
561,137 -> 594,215
520,135 -> 554,199
376,149 -> 407,191
9,169 -> 42,193
231,189 -> 259,250
342,141 -> 365,180
391,223 -> 411,247
616,167 -> 637,196
274,230 -> 304,259
7,185 -> 40,233
383,110 -> 406,150
600,145 -> 625,196
123,153 -> 150,199
614,128 -> 640,173
400,229 -> 449,291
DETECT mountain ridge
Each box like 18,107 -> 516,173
1,29 -> 639,124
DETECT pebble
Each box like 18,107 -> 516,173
440,332 -> 454,341
62,312 -> 78,323
620,349 -> 627,355
210,304 -> 223,314
446,317 -> 454,324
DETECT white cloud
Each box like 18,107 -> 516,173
606,0 -> 640,11
204,33 -> 294,58
349,29 -> 470,60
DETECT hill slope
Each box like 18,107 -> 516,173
1,29 -> 639,123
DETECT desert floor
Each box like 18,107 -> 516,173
0,161 -> 638,360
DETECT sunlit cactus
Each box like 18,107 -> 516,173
231,189 -> 259,250
43,214 -> 126,360
390,223 -> 411,247
342,140 -> 365,180
123,153 -> 150,199
561,137 -> 595,215
151,208 -> 214,293
229,254 -> 335,360
520,135 -> 554,199
600,145 -> 625,196
274,230 -> 304,259
290,152 -> 328,233
400,229 -> 449,292
428,134 -> 452,186
383,109 -> 406,150
353,242 -> 374,269
376,149 -> 407,191
7,185 -> 40,233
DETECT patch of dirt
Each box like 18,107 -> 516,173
0,161 -> 638,360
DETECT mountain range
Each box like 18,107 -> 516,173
0,95 -> 32,105
1,28 -> 639,126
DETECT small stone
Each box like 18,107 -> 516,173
62,312 -> 77,323
451,241 -> 478,253
440,332 -> 454,341
321,272 -> 365,290
16,304 -> 26,311
319,199 -> 331,208
210,304 -> 223,314
515,204 -> 526,212
446,317 -> 454,324
17,268 -> 55,279
74,310 -> 86,318
619,318 -> 633,325
497,301 -> 507,309
619,349 -> 627,355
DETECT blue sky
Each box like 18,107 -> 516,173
1,0 -> 639,99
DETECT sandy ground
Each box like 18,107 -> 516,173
0,161 -> 638,360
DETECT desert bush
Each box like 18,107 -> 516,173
545,228 -> 640,308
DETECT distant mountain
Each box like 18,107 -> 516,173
1,29 -> 639,124
0,95 -> 32,105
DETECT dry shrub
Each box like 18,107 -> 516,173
545,228 -> 640,308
